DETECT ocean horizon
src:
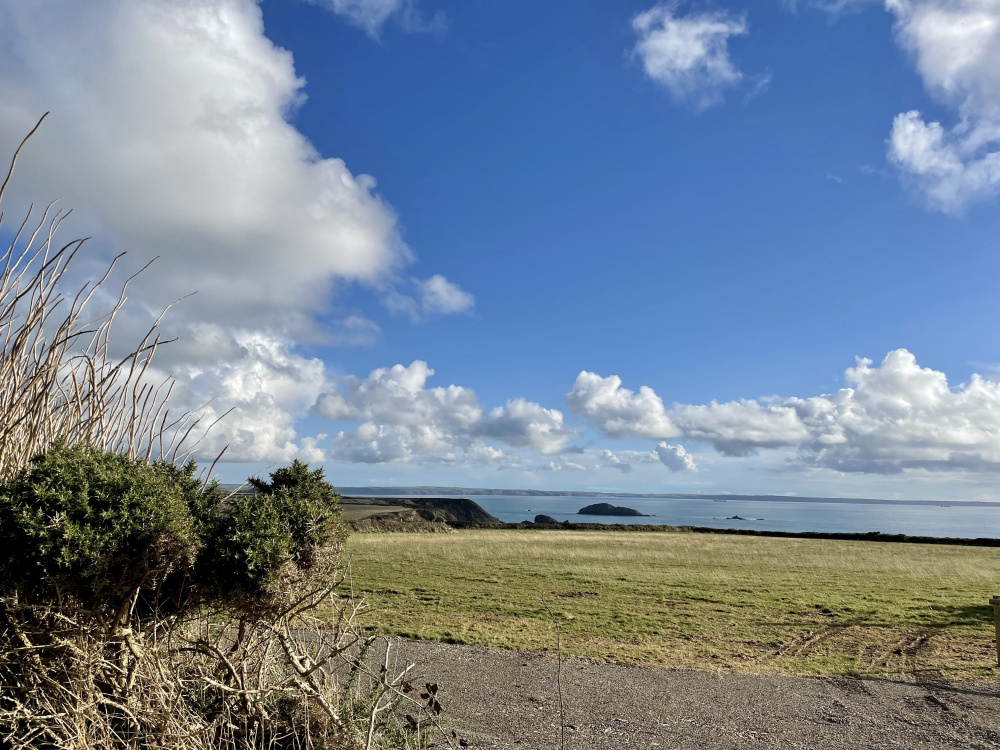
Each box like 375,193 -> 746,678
336,488 -> 1000,539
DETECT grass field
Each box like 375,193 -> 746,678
343,530 -> 1000,680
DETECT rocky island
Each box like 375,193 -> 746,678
578,502 -> 649,517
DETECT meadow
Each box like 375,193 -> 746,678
345,529 -> 1000,680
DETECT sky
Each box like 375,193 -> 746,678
1,0 -> 1000,499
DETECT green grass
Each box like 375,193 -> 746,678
343,530 -> 1000,680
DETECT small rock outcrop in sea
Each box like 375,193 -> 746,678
578,502 -> 648,517
726,515 -> 746,520
534,514 -> 559,524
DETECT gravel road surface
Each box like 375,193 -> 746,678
388,639 -> 1000,750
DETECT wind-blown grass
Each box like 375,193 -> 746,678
0,113 -> 215,482
347,530 -> 1000,680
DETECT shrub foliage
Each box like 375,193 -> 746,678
0,441 -> 202,618
0,448 -> 435,749
201,460 -> 344,599
0,446 -> 342,620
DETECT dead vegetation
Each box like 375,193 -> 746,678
1,572 -> 443,749
0,116 -> 456,749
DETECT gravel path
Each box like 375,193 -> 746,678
388,639 -> 1000,750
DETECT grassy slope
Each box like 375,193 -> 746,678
345,530 -> 1000,680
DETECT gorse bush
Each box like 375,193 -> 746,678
249,459 -> 343,549
0,441 -> 202,617
0,446 -> 344,622
0,447 -> 437,749
200,460 -> 344,599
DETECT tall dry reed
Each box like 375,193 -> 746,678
0,113 -> 215,481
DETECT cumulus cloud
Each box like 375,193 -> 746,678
883,0 -> 1000,212
482,399 -> 574,455
536,448 -> 670,475
0,1 -> 470,466
330,423 -> 459,464
654,442 -> 698,472
784,0 -> 1000,212
671,400 -> 811,456
303,0 -> 445,38
419,275 -> 475,314
315,361 -> 481,426
601,449 -> 634,474
317,361 -> 577,463
168,331 -> 331,463
0,0 -> 413,337
631,3 -> 749,109
465,441 -> 519,468
571,350 -> 1000,475
566,371 -> 680,438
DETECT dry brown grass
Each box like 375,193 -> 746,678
1,564 -> 453,749
0,113 -> 218,483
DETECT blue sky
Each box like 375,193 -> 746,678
2,0 -> 1000,499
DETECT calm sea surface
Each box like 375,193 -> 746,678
360,494 -> 1000,539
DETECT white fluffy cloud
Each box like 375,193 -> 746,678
655,442 -> 698,472
631,3 -> 749,109
317,361 -> 577,463
482,399 -> 575,455
566,371 -> 680,438
671,400 -> 811,456
788,0 -> 1000,212
315,361 -> 481,426
330,423 -> 457,464
465,441 -> 519,468
0,0 -> 475,466
538,448 -> 669,475
0,0 -> 414,336
164,330 -> 331,463
602,449 -> 633,474
303,0 -> 445,37
884,0 -> 1000,212
571,350 -> 1000,474
419,275 -> 476,315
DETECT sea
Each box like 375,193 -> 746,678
347,492 -> 1000,539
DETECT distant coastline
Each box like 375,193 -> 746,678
329,486 -> 1000,508
335,495 -> 1000,546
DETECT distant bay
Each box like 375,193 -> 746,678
339,488 -> 1000,539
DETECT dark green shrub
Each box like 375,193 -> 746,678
199,460 -> 343,599
247,459 -> 342,546
0,440 -> 211,622
0,445 -> 343,618
0,445 -> 441,749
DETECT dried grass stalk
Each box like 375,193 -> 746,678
1,570 -> 440,749
0,113 -> 213,482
